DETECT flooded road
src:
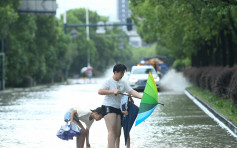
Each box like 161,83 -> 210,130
0,75 -> 237,148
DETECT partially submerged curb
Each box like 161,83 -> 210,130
184,89 -> 237,137
0,85 -> 56,94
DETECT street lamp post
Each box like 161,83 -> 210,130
1,39 -> 4,90
63,3 -> 91,79
86,6 -> 90,67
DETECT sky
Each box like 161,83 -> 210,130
56,0 -> 118,22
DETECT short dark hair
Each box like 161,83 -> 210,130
91,107 -> 102,114
113,64 -> 127,73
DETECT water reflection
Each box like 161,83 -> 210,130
131,93 -> 237,148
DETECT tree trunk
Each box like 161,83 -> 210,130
227,32 -> 235,67
215,33 -> 222,66
220,29 -> 227,66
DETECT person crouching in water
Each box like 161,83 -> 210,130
64,107 -> 103,148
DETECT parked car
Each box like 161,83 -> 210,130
128,65 -> 160,91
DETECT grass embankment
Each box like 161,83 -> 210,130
187,86 -> 237,125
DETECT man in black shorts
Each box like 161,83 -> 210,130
98,64 -> 142,148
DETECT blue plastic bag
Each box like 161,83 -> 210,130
57,121 -> 81,140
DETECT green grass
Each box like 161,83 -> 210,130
187,86 -> 237,125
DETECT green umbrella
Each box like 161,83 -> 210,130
135,72 -> 164,126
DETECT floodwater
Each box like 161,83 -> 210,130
0,70 -> 237,148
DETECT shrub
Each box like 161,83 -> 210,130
228,68 -> 237,104
208,67 -> 223,92
184,66 -> 237,103
194,68 -> 205,87
213,67 -> 234,98
199,67 -> 209,90
20,76 -> 35,87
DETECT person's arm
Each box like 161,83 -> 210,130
70,110 -> 77,122
124,80 -> 142,99
98,89 -> 120,95
128,96 -> 134,103
128,90 -> 142,99
121,99 -> 129,115
121,110 -> 128,115
70,110 -> 85,130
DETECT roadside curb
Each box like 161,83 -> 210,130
184,89 -> 237,137
0,85 -> 57,94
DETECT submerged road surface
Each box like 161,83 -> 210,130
0,77 -> 236,148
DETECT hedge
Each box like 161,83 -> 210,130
184,67 -> 237,104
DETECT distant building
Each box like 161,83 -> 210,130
117,0 -> 131,24
117,0 -> 143,47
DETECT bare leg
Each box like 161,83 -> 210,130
104,113 -> 121,148
85,128 -> 91,147
126,135 -> 130,148
74,121 -> 86,148
115,115 -> 121,148
76,128 -> 86,148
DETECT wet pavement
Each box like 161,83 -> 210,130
0,77 -> 237,148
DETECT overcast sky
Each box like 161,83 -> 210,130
56,0 -> 118,22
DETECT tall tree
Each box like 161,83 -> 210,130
129,0 -> 237,67
65,8 -> 132,76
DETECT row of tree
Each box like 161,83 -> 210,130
129,0 -> 237,68
0,1 -> 132,87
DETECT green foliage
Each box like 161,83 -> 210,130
65,8 -> 132,76
5,15 -> 37,86
132,45 -> 156,60
1,3 -> 78,86
173,58 -> 191,72
129,0 -> 237,68
123,45 -> 157,68
187,86 -> 237,125
0,1 -> 19,37
0,3 -> 133,87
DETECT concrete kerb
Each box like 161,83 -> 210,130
184,89 -> 237,138
0,85 -> 56,94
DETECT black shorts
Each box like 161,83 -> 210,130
101,105 -> 122,117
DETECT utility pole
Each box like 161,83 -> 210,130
63,9 -> 68,82
86,7 -> 90,67
64,10 -> 67,34
1,39 -> 4,90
